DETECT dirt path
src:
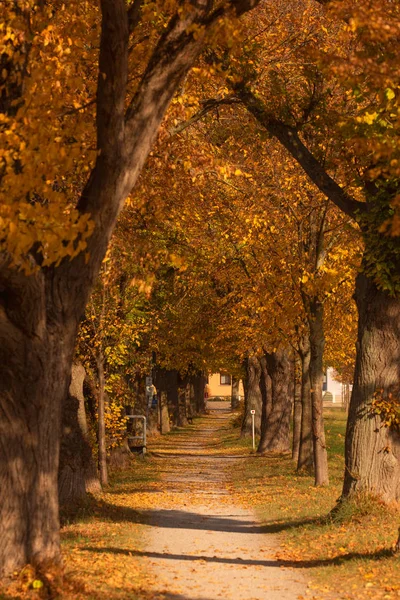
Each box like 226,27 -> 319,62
141,405 -> 308,600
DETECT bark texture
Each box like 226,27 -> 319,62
159,391 -> 171,434
241,356 -> 262,437
309,299 -> 329,486
193,372 -> 206,414
258,349 -> 291,454
0,309 -> 75,575
342,273 -> 400,502
258,356 -> 272,449
297,339 -> 313,473
59,363 -> 100,505
231,376 -> 241,409
292,357 -> 302,463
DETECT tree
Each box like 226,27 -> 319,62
0,0 -> 259,576
231,0 -> 400,501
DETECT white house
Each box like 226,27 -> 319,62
323,367 -> 351,406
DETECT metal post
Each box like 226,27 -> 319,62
250,409 -> 255,450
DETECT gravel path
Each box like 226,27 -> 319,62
142,405 -> 308,600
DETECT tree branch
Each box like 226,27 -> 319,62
96,0 -> 129,159
170,96 -> 241,136
127,0 -> 144,33
236,86 -> 365,219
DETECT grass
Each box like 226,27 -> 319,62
227,407 -> 400,599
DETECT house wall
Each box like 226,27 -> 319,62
325,367 -> 352,404
208,373 -> 244,398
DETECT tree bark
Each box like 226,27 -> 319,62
159,390 -> 171,434
309,299 -> 329,486
0,316 -> 75,575
59,363 -> 100,505
241,356 -> 262,437
97,351 -> 108,487
297,338 -> 313,473
167,370 -> 179,427
258,355 -> 272,450
177,377 -> 189,427
257,349 -> 291,454
342,273 -> 400,502
193,372 -> 206,414
292,356 -> 302,463
231,376 -> 240,410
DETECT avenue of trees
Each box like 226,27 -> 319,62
1,0 -> 400,580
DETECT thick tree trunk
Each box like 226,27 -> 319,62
0,318 -> 76,575
241,356 -> 262,437
297,339 -> 313,473
59,363 -> 100,504
342,273 -> 400,502
309,299 -> 329,486
258,349 -> 291,454
292,356 -> 302,463
97,352 -> 108,487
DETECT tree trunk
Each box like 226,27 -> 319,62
342,273 -> 400,502
59,363 -> 100,505
0,319 -> 76,575
297,339 -> 313,473
231,376 -> 240,410
159,390 -> 171,434
309,299 -> 329,486
258,356 -> 272,450
97,351 -> 108,487
177,377 -> 188,427
193,372 -> 206,414
292,355 -> 302,463
241,356 -> 262,437
258,349 -> 291,454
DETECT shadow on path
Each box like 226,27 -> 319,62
64,502 -> 322,535
84,545 -> 394,569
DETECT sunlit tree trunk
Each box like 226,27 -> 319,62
309,299 -> 329,486
297,338 -> 313,473
342,273 -> 400,501
159,391 -> 171,434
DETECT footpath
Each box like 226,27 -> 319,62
140,404 -> 308,600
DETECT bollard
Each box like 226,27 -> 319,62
250,409 -> 255,451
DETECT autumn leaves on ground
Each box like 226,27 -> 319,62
2,403 -> 399,600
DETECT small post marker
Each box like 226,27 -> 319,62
250,409 -> 256,450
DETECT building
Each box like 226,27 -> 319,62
323,367 -> 351,407
207,373 -> 244,400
